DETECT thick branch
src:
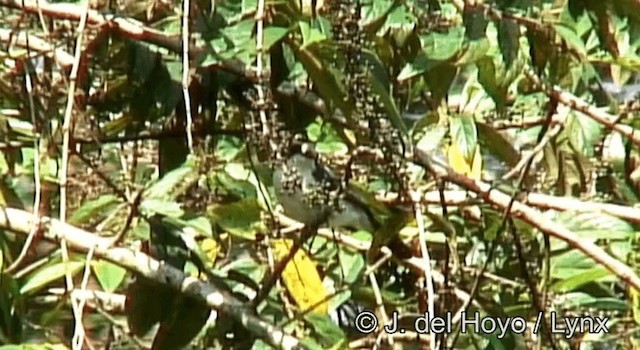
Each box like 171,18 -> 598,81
0,0 -> 257,81
523,72 -> 640,145
0,0 -> 185,52
0,28 -> 74,67
414,150 -> 640,292
0,207 -> 303,350
380,190 -> 640,225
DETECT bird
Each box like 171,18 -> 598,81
272,143 -> 413,259
273,143 -> 378,230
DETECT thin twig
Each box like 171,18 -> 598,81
14,249 -> 60,278
411,190 -> 436,350
363,249 -> 392,275
368,271 -> 392,348
182,0 -> 193,153
40,288 -> 126,312
502,124 -> 562,180
72,244 -> 96,349
5,60 -> 42,273
93,307 -> 149,349
255,0 -> 270,141
58,1 -> 90,348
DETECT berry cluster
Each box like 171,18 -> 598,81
328,0 -> 408,193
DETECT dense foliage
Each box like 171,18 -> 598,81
2,0 -> 640,349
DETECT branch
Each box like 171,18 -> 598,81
39,288 -> 126,313
525,192 -> 640,224
525,72 -> 640,145
414,150 -> 640,292
0,28 -> 74,67
0,207 -> 303,350
379,190 -> 640,225
0,0 -> 258,82
0,0 -> 184,51
550,85 -> 640,144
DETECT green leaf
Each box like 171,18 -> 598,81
299,21 -> 327,48
425,63 -> 457,105
144,157 -> 199,199
263,26 -> 290,49
293,45 -> 351,116
449,114 -> 478,161
369,70 -> 408,137
555,211 -> 634,241
346,182 -> 391,223
208,199 -> 262,240
566,112 -> 603,157
0,345 -> 69,350
242,0 -> 257,14
222,162 -> 273,210
20,260 -> 84,295
476,122 -> 519,167
222,19 -> 256,49
93,260 -> 127,293
0,275 -> 21,341
421,27 -> 465,61
554,22 -> 587,57
304,313 -> 346,348
222,255 -> 266,295
299,338 -> 325,350
338,248 -> 364,284
380,3 -> 416,46
477,57 -> 506,108
306,118 -> 348,154
201,18 -> 257,65
484,333 -> 508,350
397,54 -> 442,81
140,199 -> 184,218
454,38 -> 490,65
185,216 -> 214,237
69,195 -> 122,225
551,266 -> 613,293
214,136 -> 244,161
213,172 -> 257,199
361,0 -> 395,28
251,340 -> 274,350
416,122 -> 447,149
482,210 -> 501,241
560,292 -> 628,311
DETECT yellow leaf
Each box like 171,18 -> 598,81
469,145 -> 483,180
201,238 -> 220,266
632,288 -> 640,325
272,239 -> 329,314
447,142 -> 471,175
447,143 -> 483,180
